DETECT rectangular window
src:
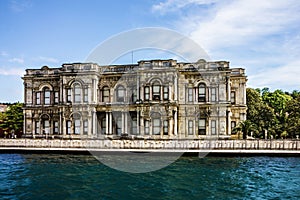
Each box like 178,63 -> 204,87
74,87 -> 81,103
117,87 -> 125,102
35,121 -> 40,134
83,120 -> 88,135
211,88 -> 216,102
211,120 -> 216,135
188,120 -> 193,135
163,62 -> 169,67
36,92 -> 41,105
231,91 -> 236,104
144,86 -> 150,101
198,85 -> 206,102
144,120 -> 150,135
153,118 -> 161,135
67,89 -> 72,102
163,120 -> 168,135
54,91 -> 59,104
54,121 -> 59,134
144,62 -> 151,67
84,88 -> 88,102
44,91 -> 50,105
163,86 -> 169,100
74,119 -> 81,134
101,117 -> 106,134
152,85 -> 160,100
102,87 -> 110,102
43,120 -> 50,134
131,117 -> 137,134
116,117 -> 122,135
188,88 -> 193,102
198,118 -> 206,135
131,88 -> 137,103
67,120 -> 71,134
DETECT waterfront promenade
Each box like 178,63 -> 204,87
0,138 -> 300,155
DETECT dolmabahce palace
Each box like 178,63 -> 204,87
22,59 -> 247,139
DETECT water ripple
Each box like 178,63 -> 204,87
0,154 -> 299,200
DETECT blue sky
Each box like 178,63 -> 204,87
1,0 -> 300,102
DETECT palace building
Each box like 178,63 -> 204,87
22,59 -> 247,139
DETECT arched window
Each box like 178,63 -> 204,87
152,81 -> 161,100
74,83 -> 81,103
116,85 -> 125,102
43,87 -> 51,105
102,86 -> 110,102
198,83 -> 206,102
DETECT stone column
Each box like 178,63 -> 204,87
174,75 -> 178,101
169,117 -> 173,137
227,79 -> 231,102
62,118 -> 66,136
125,112 -> 128,134
109,112 -> 112,134
243,83 -> 246,105
92,111 -> 96,135
227,110 -> 231,135
195,87 -> 198,102
137,111 -> 140,135
140,116 -> 144,135
32,119 -> 36,138
137,75 -> 140,100
105,112 -> 109,134
88,115 -> 92,137
174,110 -> 178,135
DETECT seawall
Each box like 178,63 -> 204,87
0,138 -> 300,156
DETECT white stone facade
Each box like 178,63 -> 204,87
22,59 -> 247,139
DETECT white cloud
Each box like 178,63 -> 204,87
0,51 -> 8,57
9,57 -> 24,64
187,0 -> 300,51
249,60 -> 300,91
10,0 -> 32,12
153,0 -> 300,90
0,67 -> 24,76
152,0 -> 218,14
37,56 -> 59,63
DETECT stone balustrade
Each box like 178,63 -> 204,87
0,139 -> 300,151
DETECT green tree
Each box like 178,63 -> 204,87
261,88 -> 293,138
284,97 -> 300,138
0,103 -> 24,137
262,88 -> 292,116
290,90 -> 300,99
234,120 -> 257,139
246,88 -> 276,138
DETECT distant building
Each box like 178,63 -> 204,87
22,59 -> 247,139
0,104 -> 8,113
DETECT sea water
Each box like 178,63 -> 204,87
0,154 -> 299,200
